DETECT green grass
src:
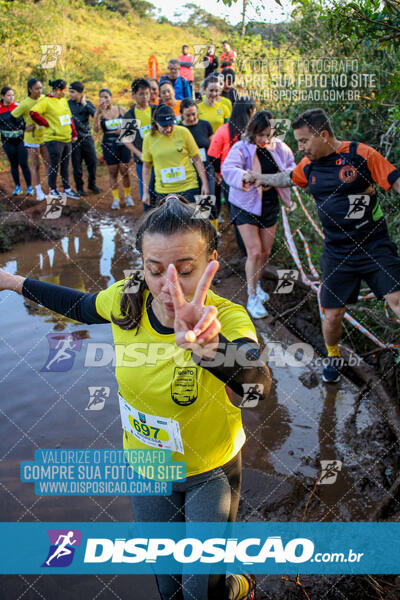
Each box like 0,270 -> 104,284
0,0 -> 208,103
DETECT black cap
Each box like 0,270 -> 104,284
155,104 -> 176,127
69,81 -> 84,93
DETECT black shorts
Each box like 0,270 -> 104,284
229,198 -> 279,229
320,238 -> 400,308
102,137 -> 131,166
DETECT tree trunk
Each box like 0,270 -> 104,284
241,0 -> 248,37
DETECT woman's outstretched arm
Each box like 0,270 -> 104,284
0,270 -> 109,325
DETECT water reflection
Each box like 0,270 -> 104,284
1,220 -> 140,330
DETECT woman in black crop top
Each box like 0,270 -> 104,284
93,88 -> 133,210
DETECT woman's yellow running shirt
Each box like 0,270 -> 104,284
32,96 -> 73,143
198,100 -> 231,133
11,95 -> 45,145
95,283 -> 258,476
142,125 -> 199,194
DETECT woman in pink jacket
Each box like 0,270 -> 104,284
222,111 -> 296,319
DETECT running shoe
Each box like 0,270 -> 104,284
64,188 -> 80,199
125,195 -> 134,207
322,356 -> 344,383
111,198 -> 120,210
247,294 -> 268,319
26,185 -> 34,196
77,189 -> 88,197
13,185 -> 23,196
226,574 -> 256,600
49,189 -> 62,198
36,188 -> 46,202
88,185 -> 101,194
256,281 -> 270,303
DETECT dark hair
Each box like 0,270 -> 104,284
148,78 -> 159,88
27,78 -> 40,96
99,87 -> 112,97
112,195 -> 218,331
291,108 -> 334,137
48,79 -> 67,90
228,96 -> 256,143
245,110 -> 273,143
180,98 -> 197,114
221,68 -> 236,84
203,74 -> 222,89
131,78 -> 150,94
0,86 -> 12,100
182,44 -> 189,51
159,79 -> 174,91
222,40 -> 230,45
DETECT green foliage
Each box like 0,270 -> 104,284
181,3 -> 232,35
322,0 -> 400,49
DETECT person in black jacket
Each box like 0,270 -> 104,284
0,86 -> 32,196
68,82 -> 101,196
204,45 -> 218,78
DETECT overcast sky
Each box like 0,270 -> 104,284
149,0 -> 293,26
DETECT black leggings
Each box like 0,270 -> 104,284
45,140 -> 71,191
130,451 -> 242,600
2,140 -> 31,187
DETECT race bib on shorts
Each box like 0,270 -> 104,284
199,148 -> 207,162
160,166 -> 186,184
119,395 -> 184,454
139,124 -> 152,139
59,114 -> 71,126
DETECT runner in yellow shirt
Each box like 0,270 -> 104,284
198,74 -> 231,134
30,79 -> 80,199
0,195 -> 270,600
11,78 -> 49,201
141,104 -> 209,208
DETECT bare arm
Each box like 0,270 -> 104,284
392,178 -> 400,194
192,153 -> 209,195
142,161 -> 152,204
243,169 -> 292,188
0,270 -> 25,294
93,109 -> 102,133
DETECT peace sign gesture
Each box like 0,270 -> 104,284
167,260 -> 221,358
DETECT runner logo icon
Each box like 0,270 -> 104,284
274,270 -> 299,294
42,529 -> 82,567
345,195 -> 370,219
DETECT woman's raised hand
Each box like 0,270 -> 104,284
167,260 -> 221,358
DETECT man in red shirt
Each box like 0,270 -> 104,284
177,44 -> 194,97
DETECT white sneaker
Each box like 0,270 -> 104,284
247,294 -> 268,319
256,281 -> 270,303
125,195 -> 134,207
36,189 -> 46,202
111,198 -> 120,210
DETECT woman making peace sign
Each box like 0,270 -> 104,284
0,196 -> 270,600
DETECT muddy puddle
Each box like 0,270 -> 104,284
0,213 -> 399,599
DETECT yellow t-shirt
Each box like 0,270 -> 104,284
133,106 -> 152,139
32,96 -> 73,143
220,95 -> 232,116
11,95 -> 45,145
95,283 -> 258,476
142,125 -> 199,194
198,100 -> 230,133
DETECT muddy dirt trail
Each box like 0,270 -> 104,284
0,165 -> 399,599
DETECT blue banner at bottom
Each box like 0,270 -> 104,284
0,522 -> 398,574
